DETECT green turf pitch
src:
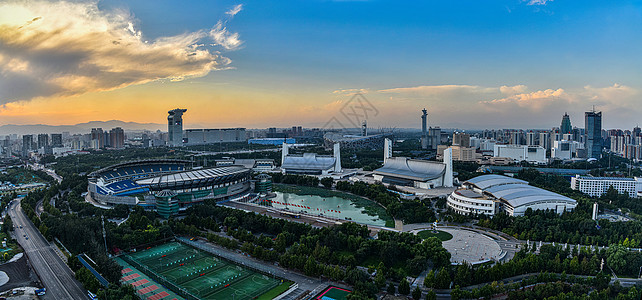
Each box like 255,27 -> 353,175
123,242 -> 281,300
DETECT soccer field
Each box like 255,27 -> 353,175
123,242 -> 282,300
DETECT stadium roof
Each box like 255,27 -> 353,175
90,159 -> 190,177
136,166 -> 250,190
281,153 -> 336,171
464,174 -> 576,209
465,174 -> 527,190
373,157 -> 445,181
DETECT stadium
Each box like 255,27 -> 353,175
447,174 -> 577,216
87,159 -> 251,215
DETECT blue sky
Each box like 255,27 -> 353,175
1,0 -> 641,129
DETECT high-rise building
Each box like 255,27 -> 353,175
51,134 -> 63,147
560,113 -> 572,134
539,132 -> 550,150
585,110 -> 602,159
91,128 -> 105,149
428,127 -> 441,150
109,127 -> 125,149
526,132 -> 537,146
22,134 -> 33,156
37,134 -> 49,150
453,132 -> 470,148
421,108 -> 428,149
168,108 -> 187,147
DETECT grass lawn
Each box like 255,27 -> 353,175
256,281 -> 293,300
417,230 -> 453,241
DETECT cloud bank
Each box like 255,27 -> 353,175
376,83 -> 639,128
0,0 -> 243,104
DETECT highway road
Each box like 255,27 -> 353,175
9,199 -> 88,300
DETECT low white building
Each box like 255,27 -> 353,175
571,175 -> 642,198
494,145 -> 547,164
281,143 -> 341,175
448,174 -> 577,216
552,140 -> 583,160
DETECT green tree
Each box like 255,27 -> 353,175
320,177 -> 333,189
435,267 -> 451,289
424,269 -> 435,288
425,290 -> 437,300
398,277 -> 410,295
387,283 -> 396,294
606,244 -> 627,275
304,257 -> 318,276
412,286 -> 422,299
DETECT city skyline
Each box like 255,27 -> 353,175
1,0 -> 641,129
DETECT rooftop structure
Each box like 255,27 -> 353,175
373,138 -> 453,189
88,160 -> 251,215
281,143 -> 341,175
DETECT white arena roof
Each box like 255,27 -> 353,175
464,174 -> 576,211
373,157 -> 445,181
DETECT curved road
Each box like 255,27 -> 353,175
9,199 -> 88,300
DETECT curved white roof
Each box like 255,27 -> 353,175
464,174 -> 576,209
374,157 -> 445,181
282,153 -> 336,171
470,177 -> 527,190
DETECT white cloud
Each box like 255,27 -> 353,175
332,88 -> 369,95
481,88 -> 566,110
499,84 -> 528,95
368,83 -> 640,128
210,21 -> 243,50
525,0 -> 553,6
210,4 -> 244,50
226,4 -> 243,16
379,84 -> 495,96
0,0 -> 242,103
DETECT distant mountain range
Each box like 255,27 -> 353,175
0,120 -> 166,135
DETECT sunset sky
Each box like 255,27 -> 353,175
1,0 -> 641,130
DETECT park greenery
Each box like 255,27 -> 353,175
0,166 -> 54,185
12,147 -> 642,299
171,202 -> 451,298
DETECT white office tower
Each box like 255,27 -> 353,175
443,147 -> 454,187
281,142 -> 289,165
333,143 -> 342,172
592,202 -> 598,220
384,138 -> 392,164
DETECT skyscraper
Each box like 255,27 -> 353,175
168,108 -> 187,147
51,133 -> 63,147
37,134 -> 49,149
585,110 -> 602,159
560,113 -> 572,134
91,128 -> 105,149
22,134 -> 33,156
109,127 -> 125,149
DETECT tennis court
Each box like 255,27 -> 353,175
121,241 -> 282,300
316,286 -> 351,300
